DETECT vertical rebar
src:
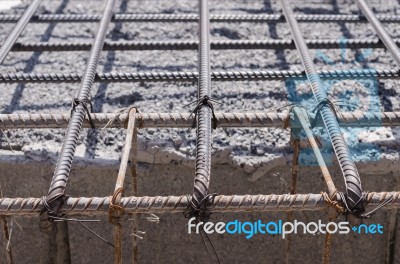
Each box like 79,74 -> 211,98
45,0 -> 116,210
280,0 -> 364,212
131,128 -> 138,264
112,108 -> 136,264
0,216 -> 13,264
293,107 -> 336,197
191,0 -> 213,213
0,0 -> 42,63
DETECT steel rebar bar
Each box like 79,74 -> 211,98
1,13 -> 400,23
45,0 -> 116,214
4,38 -> 398,52
0,111 -> 397,129
0,68 -> 397,83
356,0 -> 400,65
281,0 -> 364,213
111,108 -> 136,264
292,107 -> 336,197
0,0 -> 42,63
0,192 -> 399,216
189,0 -> 213,218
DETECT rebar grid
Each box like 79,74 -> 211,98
1,0 -> 400,263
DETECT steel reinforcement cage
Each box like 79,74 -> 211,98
1,0 -> 400,263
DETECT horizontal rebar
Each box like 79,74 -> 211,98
1,14 -> 400,23
0,192 -> 398,216
5,38 -> 397,52
0,111 -> 397,129
0,69 -> 397,83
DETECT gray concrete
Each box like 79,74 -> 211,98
0,157 -> 399,263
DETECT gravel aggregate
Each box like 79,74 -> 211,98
0,0 -> 400,168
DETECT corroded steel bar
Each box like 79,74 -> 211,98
292,107 -> 336,197
111,108 -> 136,264
0,112 -> 399,129
6,39 -> 397,51
0,69 -> 398,83
1,14 -> 400,23
281,0 -> 364,213
0,192 -> 398,216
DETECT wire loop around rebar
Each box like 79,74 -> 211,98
39,195 -> 67,233
184,193 -> 217,222
109,188 -> 126,225
185,95 -> 220,129
71,98 -> 96,129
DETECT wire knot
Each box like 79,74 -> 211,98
184,95 -> 221,129
39,195 -> 67,233
321,191 -> 346,214
337,192 -> 393,219
109,188 -> 126,225
312,99 -> 344,128
71,98 -> 95,129
184,193 -> 216,223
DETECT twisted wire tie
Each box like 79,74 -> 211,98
321,191 -> 346,214
71,98 -> 95,129
109,188 -> 125,226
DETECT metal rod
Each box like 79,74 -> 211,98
0,0 -> 42,63
281,0 -> 364,213
0,192 -> 399,216
5,38 -> 397,52
0,111 -> 397,129
130,127 -> 138,264
45,0 -> 116,212
384,176 -> 400,264
292,107 -> 336,197
0,216 -> 13,264
190,0 -> 213,215
112,108 -> 136,264
0,68 -> 397,83
356,0 -> 400,65
1,13 -> 400,23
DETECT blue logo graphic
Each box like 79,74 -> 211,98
351,224 -> 384,234
188,218 -> 384,239
285,37 -> 382,166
